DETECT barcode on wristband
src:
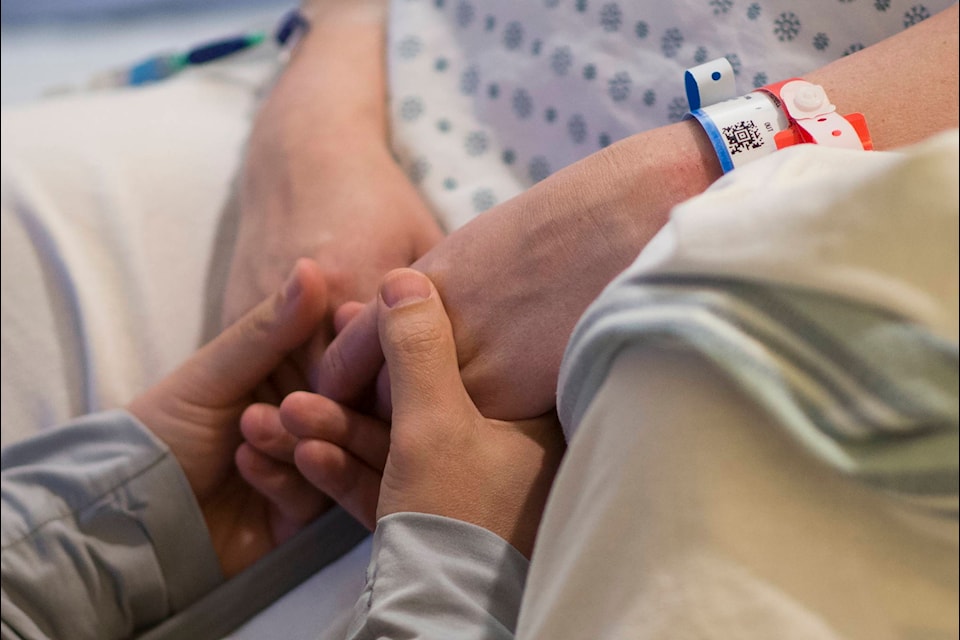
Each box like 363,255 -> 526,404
687,91 -> 790,172
723,120 -> 765,155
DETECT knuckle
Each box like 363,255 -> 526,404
323,344 -> 348,378
238,305 -> 277,343
319,345 -> 351,390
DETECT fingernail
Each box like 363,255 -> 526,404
381,269 -> 431,308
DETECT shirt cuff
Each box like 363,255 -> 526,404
346,512 -> 528,640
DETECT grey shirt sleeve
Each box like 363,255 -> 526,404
344,512 -> 528,640
1,410 -> 223,640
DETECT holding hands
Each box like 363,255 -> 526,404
245,269 -> 566,557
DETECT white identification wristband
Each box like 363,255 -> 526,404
684,58 -> 790,173
687,92 -> 790,173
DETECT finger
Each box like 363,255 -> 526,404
177,259 -> 327,406
280,391 -> 390,471
294,439 -> 381,530
240,403 -> 299,464
309,300 -> 383,406
235,443 -> 332,525
377,269 -> 469,421
334,301 -> 367,334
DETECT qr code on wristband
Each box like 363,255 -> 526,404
723,120 -> 764,154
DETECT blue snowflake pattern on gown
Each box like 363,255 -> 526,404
504,21 -> 524,49
662,28 -> 683,57
465,131 -> 489,155
711,0 -> 733,15
599,3 -> 622,31
397,36 -> 423,59
456,1 -> 475,27
551,47 -> 573,75
472,188 -> 497,212
460,66 -> 479,95
568,114 -> 588,143
773,12 -> 801,41
608,71 -> 631,101
399,97 -> 424,121
513,89 -> 533,118
904,4 -> 931,26
529,156 -> 551,182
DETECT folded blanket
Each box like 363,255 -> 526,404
559,130 -> 959,519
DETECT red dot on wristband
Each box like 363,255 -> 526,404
832,130 -> 842,137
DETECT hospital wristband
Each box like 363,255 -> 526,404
687,92 -> 790,173
684,58 -> 872,173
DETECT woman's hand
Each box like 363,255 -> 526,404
128,259 -> 331,578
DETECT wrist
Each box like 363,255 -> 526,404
538,119 -> 723,279
606,119 -> 724,230
260,4 -> 389,142
299,0 -> 386,24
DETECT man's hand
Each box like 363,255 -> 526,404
128,259 -> 331,578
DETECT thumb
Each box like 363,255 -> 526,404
176,259 -> 326,406
378,269 -> 467,420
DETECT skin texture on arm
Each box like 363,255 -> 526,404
806,3 -> 958,150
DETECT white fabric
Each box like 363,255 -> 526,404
557,133 -> 959,495
632,133 -> 960,344
0,50 -> 270,445
534,133 -> 959,640
528,344 -> 958,640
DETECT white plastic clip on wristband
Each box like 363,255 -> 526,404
760,79 -> 871,150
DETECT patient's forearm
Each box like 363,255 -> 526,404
805,3 -> 958,150
403,6 -> 960,420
